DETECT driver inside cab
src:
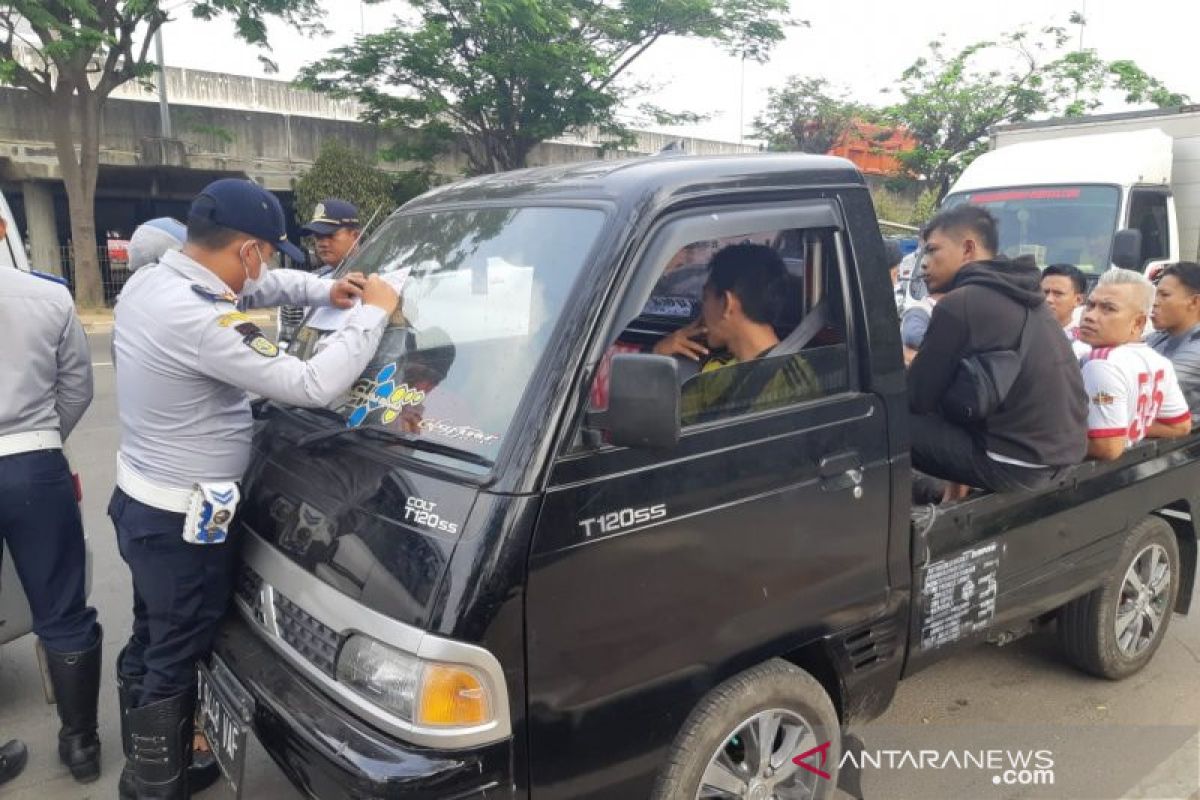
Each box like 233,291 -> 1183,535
653,243 -> 820,425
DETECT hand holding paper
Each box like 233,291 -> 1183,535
308,267 -> 411,331
362,274 -> 401,315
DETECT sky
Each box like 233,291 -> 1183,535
155,0 -> 1200,144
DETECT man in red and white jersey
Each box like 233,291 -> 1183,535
1079,268 -> 1192,461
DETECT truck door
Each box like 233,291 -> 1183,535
523,200 -> 893,799
1127,187 -> 1176,271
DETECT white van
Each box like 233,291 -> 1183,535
945,108 -> 1200,279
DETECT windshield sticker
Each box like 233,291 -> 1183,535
419,418 -> 500,445
919,542 -> 1000,651
404,497 -> 459,535
346,363 -> 427,428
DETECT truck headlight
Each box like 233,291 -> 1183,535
336,634 -> 492,728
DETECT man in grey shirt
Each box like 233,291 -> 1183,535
110,179 -> 399,797
1149,261 -> 1200,421
0,215 -> 102,784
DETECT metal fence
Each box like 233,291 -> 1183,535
55,245 -> 131,307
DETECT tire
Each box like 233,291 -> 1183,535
651,659 -> 840,800
1058,516 -> 1180,680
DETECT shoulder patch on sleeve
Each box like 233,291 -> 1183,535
245,334 -> 279,358
233,321 -> 262,337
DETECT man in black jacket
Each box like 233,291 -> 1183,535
908,205 -> 1087,495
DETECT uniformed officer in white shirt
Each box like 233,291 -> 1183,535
110,178 -> 399,798
0,214 -> 103,784
278,198 -> 362,347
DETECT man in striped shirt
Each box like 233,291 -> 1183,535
1078,268 -> 1191,461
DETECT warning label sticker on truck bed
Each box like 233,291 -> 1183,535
919,542 -> 1000,651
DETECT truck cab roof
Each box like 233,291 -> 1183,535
952,129 -> 1174,194
405,153 -> 866,209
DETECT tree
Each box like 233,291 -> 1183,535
752,76 -> 873,154
299,0 -> 795,176
885,26 -> 1187,201
0,2 -> 324,307
293,139 -> 431,229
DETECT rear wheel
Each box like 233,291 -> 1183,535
1059,516 -> 1179,679
652,659 -> 840,800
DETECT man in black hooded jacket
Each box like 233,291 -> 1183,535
908,205 -> 1087,495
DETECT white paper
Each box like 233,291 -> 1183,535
407,259 -> 534,344
306,267 -> 412,331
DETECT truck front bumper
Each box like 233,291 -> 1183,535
212,616 -> 514,800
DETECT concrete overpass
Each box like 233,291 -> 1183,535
0,65 -> 756,281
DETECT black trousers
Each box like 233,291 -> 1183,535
909,413 -> 1059,493
108,488 -> 237,706
0,449 -> 99,652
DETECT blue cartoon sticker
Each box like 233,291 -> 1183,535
346,363 -> 427,428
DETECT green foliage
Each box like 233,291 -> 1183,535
753,76 -> 874,154
870,187 -> 937,228
911,189 -> 939,226
870,189 -> 914,227
293,140 -> 431,229
884,25 -> 1188,200
298,0 -> 796,175
0,0 -> 325,305
0,1 -> 324,97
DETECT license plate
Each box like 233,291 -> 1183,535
198,656 -> 255,798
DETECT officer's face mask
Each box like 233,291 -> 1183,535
239,240 -> 270,297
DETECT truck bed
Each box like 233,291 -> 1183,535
903,434 -> 1200,675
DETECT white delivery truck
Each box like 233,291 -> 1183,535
943,106 -> 1200,279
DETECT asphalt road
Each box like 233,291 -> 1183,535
0,330 -> 1197,800
0,329 -> 301,800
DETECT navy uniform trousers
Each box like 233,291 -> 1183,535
107,488 -> 238,706
0,450 -> 98,652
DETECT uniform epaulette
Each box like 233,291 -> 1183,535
191,284 -> 238,305
30,269 -> 68,287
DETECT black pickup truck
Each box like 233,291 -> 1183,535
204,154 -> 1200,800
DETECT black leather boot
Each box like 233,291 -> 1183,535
117,659 -> 220,799
116,655 -> 137,799
43,627 -> 102,783
0,739 -> 27,785
128,692 -> 191,799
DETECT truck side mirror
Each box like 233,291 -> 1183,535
1111,229 -> 1143,270
587,354 -> 680,449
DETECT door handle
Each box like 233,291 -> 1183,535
819,450 -> 864,497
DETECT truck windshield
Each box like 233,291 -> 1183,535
289,205 -> 607,466
943,185 -> 1120,274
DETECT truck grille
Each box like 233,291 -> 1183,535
236,565 -> 267,627
273,591 -> 343,676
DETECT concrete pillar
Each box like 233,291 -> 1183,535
23,180 -> 63,276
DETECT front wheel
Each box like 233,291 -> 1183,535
1058,516 -> 1180,679
651,659 -> 840,800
